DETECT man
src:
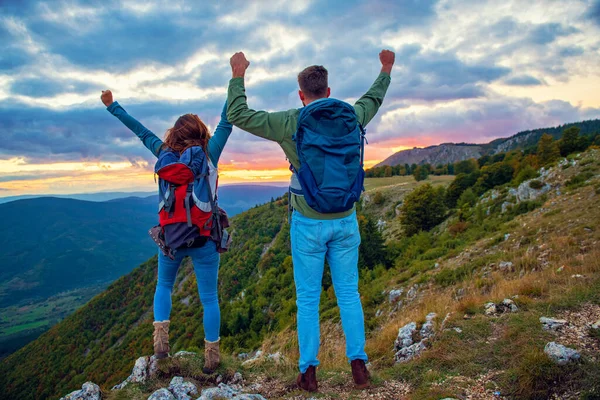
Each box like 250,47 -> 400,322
227,49 -> 394,392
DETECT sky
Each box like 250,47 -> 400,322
0,0 -> 599,195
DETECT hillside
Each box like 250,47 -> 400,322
0,185 -> 286,359
2,148 -> 600,399
376,119 -> 600,167
374,143 -> 483,168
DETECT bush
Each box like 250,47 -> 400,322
400,184 -> 447,236
448,221 -> 469,236
515,165 -> 539,185
529,180 -> 544,190
373,191 -> 385,205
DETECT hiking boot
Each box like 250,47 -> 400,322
203,338 -> 220,373
152,321 -> 170,359
351,359 -> 370,389
296,365 -> 318,392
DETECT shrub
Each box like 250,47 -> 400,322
400,184 -> 447,236
448,221 -> 469,236
528,180 -> 544,190
373,191 -> 385,205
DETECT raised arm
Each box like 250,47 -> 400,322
226,52 -> 294,143
101,90 -> 163,157
353,49 -> 395,127
207,101 -> 233,165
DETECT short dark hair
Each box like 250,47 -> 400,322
298,65 -> 328,98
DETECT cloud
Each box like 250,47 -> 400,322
0,0 -> 599,189
504,75 -> 544,86
371,95 -> 600,148
589,0 -> 600,26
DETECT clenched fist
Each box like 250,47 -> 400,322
230,52 -> 250,78
101,90 -> 114,107
379,49 -> 395,75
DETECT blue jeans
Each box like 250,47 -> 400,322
154,240 -> 220,342
291,210 -> 367,373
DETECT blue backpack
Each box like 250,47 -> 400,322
290,98 -> 366,214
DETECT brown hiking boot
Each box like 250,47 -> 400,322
152,321 -> 170,359
203,338 -> 220,373
351,359 -> 370,389
296,365 -> 318,392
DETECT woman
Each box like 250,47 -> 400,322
100,90 -> 231,373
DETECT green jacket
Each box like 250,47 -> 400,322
227,72 -> 391,219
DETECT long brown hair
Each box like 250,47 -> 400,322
163,114 -> 211,156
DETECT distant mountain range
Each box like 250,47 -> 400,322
0,184 -> 286,358
375,118 -> 600,167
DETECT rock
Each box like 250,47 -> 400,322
60,382 -> 101,400
407,285 -> 418,300
434,262 -> 440,269
490,189 -> 501,200
540,317 -> 568,331
501,201 -> 513,214
591,320 -> 600,330
112,355 -> 159,390
544,342 -> 580,365
267,352 -> 284,363
484,302 -> 497,315
453,327 -> 463,333
420,313 -> 437,340
502,298 -> 518,313
508,188 -> 518,197
394,341 -> 426,363
504,233 -> 511,241
237,353 -> 249,360
395,322 -> 417,349
388,288 -> 403,303
376,219 -> 386,232
235,396 -> 267,400
168,376 -> 198,400
517,179 -> 551,202
148,388 -> 176,400
174,351 -> 196,358
131,356 -> 150,383
498,261 -> 514,272
197,383 -> 238,399
375,309 -> 382,317
571,274 -> 585,278
231,372 -> 243,385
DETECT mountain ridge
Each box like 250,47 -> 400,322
375,118 -> 600,167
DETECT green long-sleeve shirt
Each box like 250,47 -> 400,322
227,72 -> 391,219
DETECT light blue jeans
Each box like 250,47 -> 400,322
291,210 -> 367,373
154,240 -> 220,342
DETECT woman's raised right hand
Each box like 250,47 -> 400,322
101,90 -> 114,107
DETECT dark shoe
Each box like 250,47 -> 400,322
296,365 -> 318,392
351,359 -> 370,389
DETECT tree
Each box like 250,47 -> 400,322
537,133 -> 560,166
474,162 -> 515,193
358,215 -> 387,269
413,165 -> 429,181
445,172 -> 479,208
559,126 -> 580,156
384,166 -> 393,177
400,184 -> 447,236
454,159 -> 479,175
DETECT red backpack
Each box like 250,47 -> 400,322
149,146 -> 230,258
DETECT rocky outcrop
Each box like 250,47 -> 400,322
394,313 -> 437,363
59,382 -> 101,400
484,299 -> 518,315
112,355 -> 159,390
544,342 -> 580,365
198,383 -> 266,400
540,317 -> 568,331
